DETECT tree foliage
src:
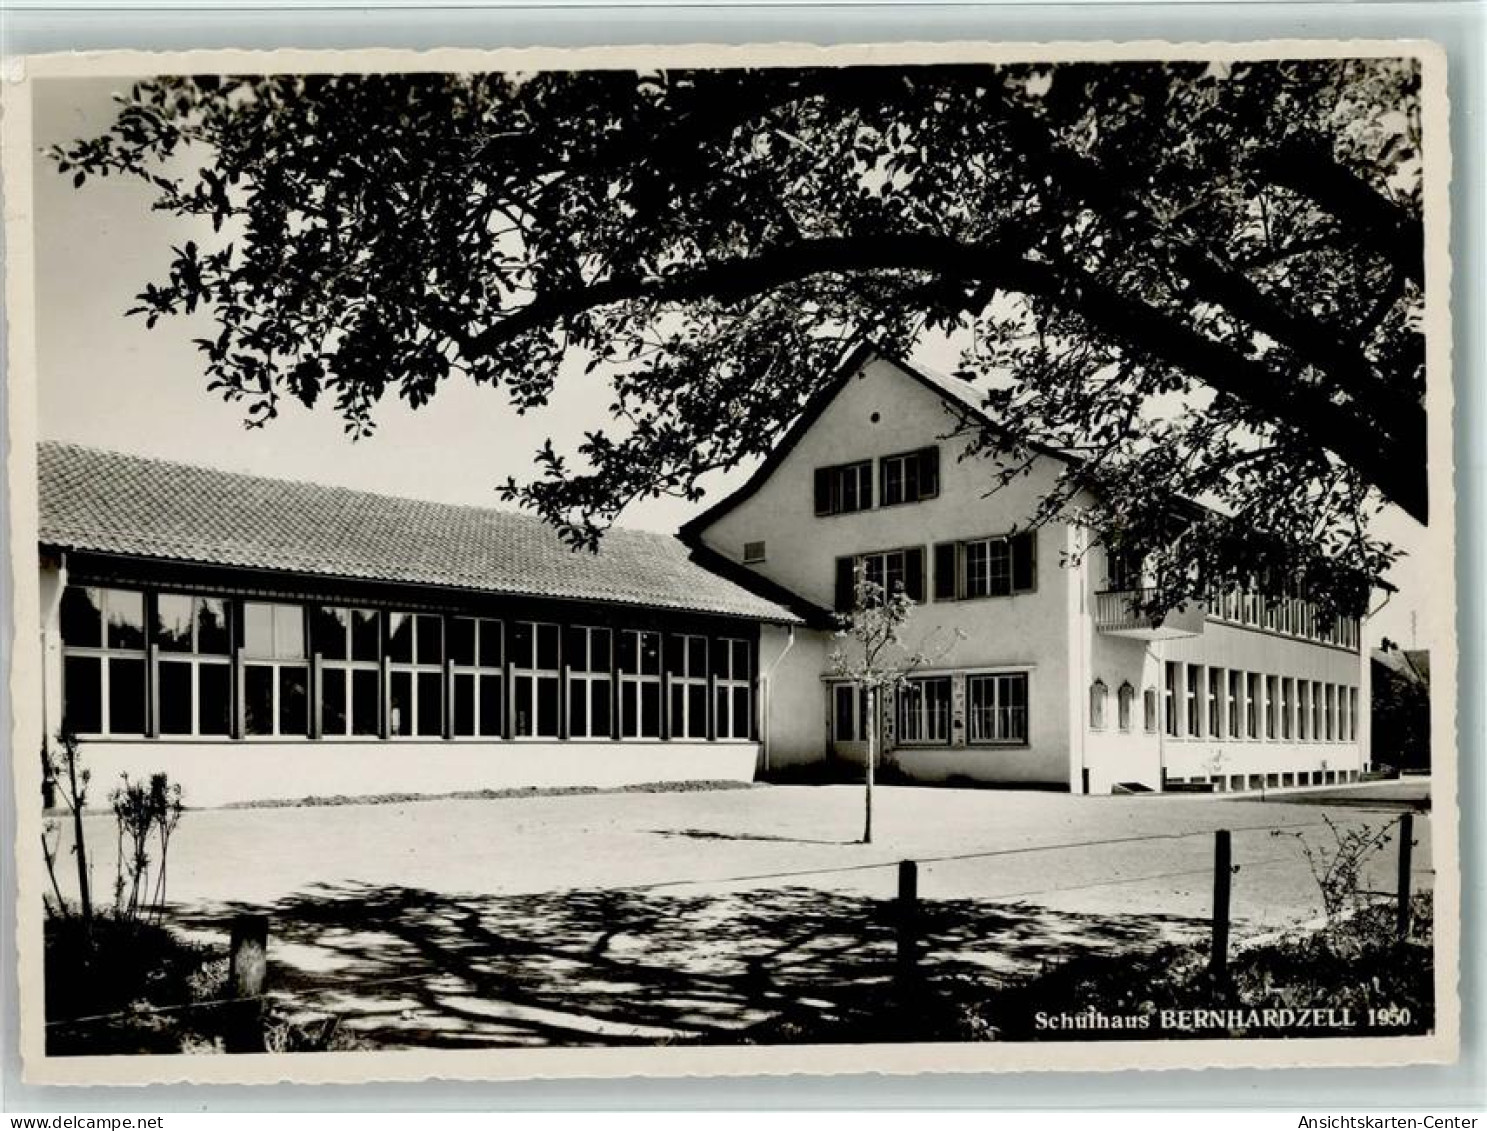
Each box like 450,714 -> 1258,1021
52,58 -> 1427,617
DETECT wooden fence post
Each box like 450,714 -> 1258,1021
1211,830 -> 1231,980
226,914 -> 269,1053
1396,813 -> 1415,940
897,860 -> 919,988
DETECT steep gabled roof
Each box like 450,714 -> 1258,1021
37,442 -> 800,624
678,341 -> 1081,545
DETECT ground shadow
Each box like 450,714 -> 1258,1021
174,883 -> 1210,1050
651,827 -> 860,846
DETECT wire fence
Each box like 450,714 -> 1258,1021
44,810 -> 1431,1038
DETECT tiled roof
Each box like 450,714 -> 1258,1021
37,443 -> 799,623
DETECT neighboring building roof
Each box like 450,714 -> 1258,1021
1371,647 -> 1431,684
37,442 -> 800,623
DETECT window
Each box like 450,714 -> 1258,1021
1246,672 -> 1261,739
59,585 -> 147,736
880,447 -> 940,507
832,683 -> 868,743
1186,664 -> 1202,737
742,541 -> 766,564
1105,548 -> 1144,592
243,602 -> 308,738
937,532 -> 1036,601
1313,681 -> 1324,741
619,629 -> 662,738
1265,675 -> 1278,739
1118,682 -> 1135,732
155,593 -> 233,737
1297,681 -> 1311,741
387,612 -> 444,738
898,677 -> 952,745
1281,678 -> 1294,740
1143,686 -> 1159,733
1208,668 -> 1222,737
1089,679 -> 1108,730
814,460 -> 873,516
1164,662 -> 1180,737
565,626 -> 612,739
968,673 -> 1028,744
1227,670 -> 1243,739
1349,688 -> 1359,743
835,547 -> 925,610
666,634 -> 710,740
513,622 -> 561,738
714,638 -> 753,740
314,606 -> 381,737
1324,684 -> 1336,741
451,617 -> 504,738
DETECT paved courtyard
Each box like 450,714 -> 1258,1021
53,780 -> 1433,1047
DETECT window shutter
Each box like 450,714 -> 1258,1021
814,468 -> 833,516
1012,531 -> 1036,591
919,446 -> 940,499
834,557 -> 855,612
859,462 -> 874,510
933,542 -> 958,601
905,547 -> 926,603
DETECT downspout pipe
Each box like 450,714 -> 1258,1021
758,623 -> 797,776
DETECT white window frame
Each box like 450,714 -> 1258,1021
59,585 -> 148,738
242,601 -> 309,739
667,633 -> 710,741
512,621 -> 562,739
619,628 -> 663,739
898,675 -> 953,746
715,637 -> 752,741
451,617 -> 504,739
564,625 -> 613,740
387,611 -> 444,739
154,592 -> 234,739
315,605 -> 383,738
967,672 -> 1029,746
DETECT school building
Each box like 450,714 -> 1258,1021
35,346 -> 1370,806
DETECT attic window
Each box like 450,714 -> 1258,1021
743,541 -> 766,564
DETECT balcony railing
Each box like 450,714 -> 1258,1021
1094,588 -> 1205,640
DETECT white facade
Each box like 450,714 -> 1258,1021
692,352 -> 1370,793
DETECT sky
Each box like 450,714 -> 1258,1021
28,75 -> 1439,652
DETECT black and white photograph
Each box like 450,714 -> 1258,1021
3,42 -> 1456,1083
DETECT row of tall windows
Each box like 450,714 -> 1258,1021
1160,662 -> 1358,743
58,585 -> 754,742
1208,588 -> 1361,650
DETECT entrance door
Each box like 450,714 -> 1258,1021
830,682 -> 870,763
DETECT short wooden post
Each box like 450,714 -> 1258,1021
1396,813 -> 1415,940
226,914 -> 269,1053
1210,830 -> 1231,980
897,860 -> 919,987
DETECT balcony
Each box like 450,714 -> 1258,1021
1094,588 -> 1205,641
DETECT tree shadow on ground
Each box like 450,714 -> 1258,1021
175,883 -> 1210,1050
651,827 -> 860,846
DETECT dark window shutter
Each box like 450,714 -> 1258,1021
814,468 -> 833,515
1012,531 -> 1036,591
933,542 -> 958,601
919,447 -> 940,499
834,557 -> 856,612
905,547 -> 926,603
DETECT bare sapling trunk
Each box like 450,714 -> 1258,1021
62,739 -> 93,936
863,686 -> 876,845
